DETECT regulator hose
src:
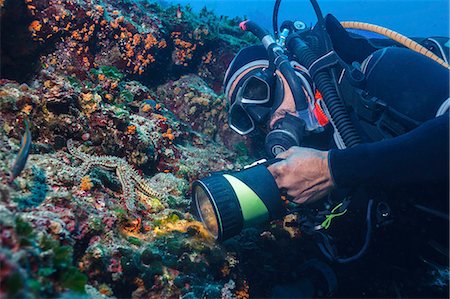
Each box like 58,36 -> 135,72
274,55 -> 309,111
240,20 -> 270,41
287,37 -> 362,147
273,0 -> 282,39
341,21 -> 450,70
241,20 -> 309,111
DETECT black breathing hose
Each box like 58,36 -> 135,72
274,55 -> 309,111
240,20 -> 270,41
309,0 -> 360,147
241,20 -> 309,111
287,37 -> 361,147
310,0 -> 324,22
309,0 -> 333,52
273,0 -> 282,38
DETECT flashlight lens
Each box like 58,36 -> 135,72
195,186 -> 219,238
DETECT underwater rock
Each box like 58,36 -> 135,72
156,74 -> 227,138
0,70 -> 249,299
0,0 -> 41,82
140,246 -> 161,265
156,74 -> 257,153
0,1 -> 291,298
1,0 -> 256,87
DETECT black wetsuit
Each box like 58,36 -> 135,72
327,38 -> 449,297
326,15 -> 449,192
329,46 -> 449,204
329,113 -> 449,192
329,113 -> 449,297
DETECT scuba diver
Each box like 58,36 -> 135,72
193,0 -> 449,297
267,46 -> 449,206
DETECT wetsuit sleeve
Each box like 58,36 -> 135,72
329,113 -> 449,188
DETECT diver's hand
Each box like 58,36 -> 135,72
268,147 -> 335,205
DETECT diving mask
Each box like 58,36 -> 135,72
224,45 -> 325,157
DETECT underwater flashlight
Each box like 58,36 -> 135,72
192,159 -> 286,241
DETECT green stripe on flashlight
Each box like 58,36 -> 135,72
223,174 -> 269,228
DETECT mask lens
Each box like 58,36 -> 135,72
194,185 -> 219,238
242,75 -> 270,103
229,103 -> 254,134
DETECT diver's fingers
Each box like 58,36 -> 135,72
267,160 -> 289,181
275,146 -> 299,159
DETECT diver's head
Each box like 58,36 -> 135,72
223,45 -> 272,135
224,45 -> 324,157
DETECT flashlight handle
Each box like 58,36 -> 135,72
243,158 -> 283,169
263,159 -> 294,201
262,157 -> 284,166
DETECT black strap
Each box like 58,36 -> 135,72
308,51 -> 341,80
377,107 -> 422,137
352,89 -> 421,138
308,51 -> 366,88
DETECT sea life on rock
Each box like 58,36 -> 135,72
80,175 -> 93,191
0,0 -> 448,297
14,166 -> 48,209
0,0 -> 286,298
66,139 -> 162,212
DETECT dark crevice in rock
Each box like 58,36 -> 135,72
1,0 -> 39,82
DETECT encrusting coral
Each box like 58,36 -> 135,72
4,0 -> 257,86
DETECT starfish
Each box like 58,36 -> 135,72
67,139 -> 162,211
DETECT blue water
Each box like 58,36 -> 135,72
167,0 -> 449,37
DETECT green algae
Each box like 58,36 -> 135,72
15,217 -> 34,238
38,267 -> 56,277
234,141 -> 250,156
119,89 -> 135,103
67,75 -> 83,89
15,166 -> 48,209
89,167 -> 122,192
88,216 -> 104,232
3,272 -> 24,296
39,234 -> 88,293
127,236 -> 143,246
1,219 -> 88,297
60,268 -> 88,293
90,66 -> 124,80
167,213 -> 180,223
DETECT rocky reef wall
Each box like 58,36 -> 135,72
0,1 -> 309,298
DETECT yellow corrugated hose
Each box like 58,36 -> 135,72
341,21 -> 450,70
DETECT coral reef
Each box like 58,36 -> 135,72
156,75 -> 227,139
0,0 -> 310,298
155,74 -> 255,151
0,71 -> 256,297
1,0 -> 257,87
